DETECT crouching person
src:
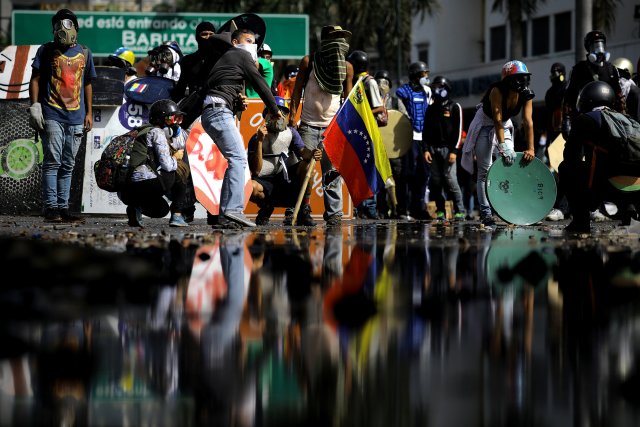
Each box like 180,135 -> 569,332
248,96 -> 322,226
119,99 -> 191,227
559,81 -> 640,233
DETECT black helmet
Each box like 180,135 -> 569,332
576,81 -> 615,113
149,99 -> 185,126
408,61 -> 429,78
430,75 -> 451,91
347,50 -> 369,74
374,69 -> 392,84
52,9 -> 78,31
584,30 -> 606,51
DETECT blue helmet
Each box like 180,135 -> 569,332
501,60 -> 531,80
263,96 -> 290,117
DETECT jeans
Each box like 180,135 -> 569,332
429,146 -> 466,214
41,120 -> 84,211
476,126 -> 513,219
201,106 -> 247,215
298,123 -> 343,219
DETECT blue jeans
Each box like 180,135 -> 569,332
298,123 -> 343,219
41,120 -> 84,211
429,146 -> 466,214
475,126 -> 513,219
201,106 -> 247,215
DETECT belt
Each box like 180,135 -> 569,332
299,122 -> 326,131
203,102 -> 227,110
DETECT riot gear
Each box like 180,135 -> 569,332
549,62 -> 566,83
576,81 -> 615,114
347,50 -> 369,75
584,30 -> 610,65
408,61 -> 429,78
52,9 -> 78,47
431,76 -> 451,100
149,99 -> 185,127
374,69 -> 392,88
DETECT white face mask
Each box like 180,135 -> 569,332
236,43 -> 258,62
419,76 -> 430,86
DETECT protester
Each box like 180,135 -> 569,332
246,42 -> 275,98
118,99 -> 190,228
107,47 -> 137,83
347,50 -> 385,219
395,61 -> 433,220
559,81 -> 640,232
423,75 -> 466,221
201,28 -> 282,228
288,25 -> 354,227
28,8 -> 97,223
612,57 -> 640,121
145,41 -> 183,83
461,60 -> 535,228
544,62 -> 570,222
248,96 -> 321,226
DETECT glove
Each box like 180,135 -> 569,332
499,143 -> 516,165
28,102 -> 45,132
561,116 -> 571,141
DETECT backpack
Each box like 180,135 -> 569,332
93,125 -> 154,192
599,109 -> 640,164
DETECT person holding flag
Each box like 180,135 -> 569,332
322,76 -> 395,211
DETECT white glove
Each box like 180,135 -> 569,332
499,142 -> 516,165
28,103 -> 45,131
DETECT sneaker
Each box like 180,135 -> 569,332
454,212 -> 466,221
126,206 -> 143,227
255,205 -> 274,226
297,207 -> 317,227
546,208 -> 565,221
435,211 -> 445,220
169,213 -> 189,227
590,210 -> 607,222
44,209 -> 62,223
325,214 -> 342,227
223,211 -> 256,228
481,216 -> 496,228
60,209 -> 85,223
207,213 -> 219,226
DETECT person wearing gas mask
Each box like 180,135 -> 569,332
562,30 -> 624,141
461,60 -> 535,229
28,8 -> 97,223
288,25 -> 354,228
118,99 -> 190,228
201,28 -> 283,228
247,96 -> 322,226
395,61 -> 433,220
145,41 -> 183,83
107,47 -> 137,83
422,76 -> 467,221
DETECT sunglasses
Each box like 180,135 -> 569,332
165,114 -> 183,126
54,19 -> 75,31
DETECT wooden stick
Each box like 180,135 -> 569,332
291,158 -> 316,226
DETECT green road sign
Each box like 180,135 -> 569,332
486,153 -> 557,225
12,11 -> 308,58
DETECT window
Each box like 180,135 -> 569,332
554,11 -> 571,52
490,25 -> 506,61
532,16 -> 549,55
417,44 -> 429,67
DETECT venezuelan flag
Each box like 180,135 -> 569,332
323,78 -> 394,207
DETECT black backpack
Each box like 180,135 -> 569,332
93,125 -> 155,192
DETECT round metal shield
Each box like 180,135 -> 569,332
486,153 -> 557,225
379,110 -> 412,159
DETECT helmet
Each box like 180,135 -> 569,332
612,57 -> 634,79
110,47 -> 135,67
431,76 -> 451,91
258,43 -> 272,54
576,81 -> 615,113
263,96 -> 290,117
347,50 -> 369,74
584,30 -> 606,51
162,41 -> 183,58
149,100 -> 185,126
501,60 -> 531,80
284,64 -> 299,80
374,69 -> 392,85
408,61 -> 429,78
52,9 -> 78,31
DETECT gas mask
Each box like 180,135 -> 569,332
146,46 -> 174,75
53,19 -> 77,47
265,114 -> 287,133
549,70 -> 565,83
235,43 -> 258,62
377,79 -> 390,97
433,86 -> 449,100
419,76 -> 430,86
587,41 -> 610,65
510,75 -> 535,100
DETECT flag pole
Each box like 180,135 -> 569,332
291,158 -> 316,226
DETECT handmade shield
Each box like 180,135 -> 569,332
379,109 -> 412,159
124,75 -> 174,105
217,13 -> 267,51
186,120 -> 253,215
486,153 -> 557,225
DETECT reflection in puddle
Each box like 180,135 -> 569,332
1,223 -> 640,426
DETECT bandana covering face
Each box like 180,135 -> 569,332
313,38 -> 349,95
